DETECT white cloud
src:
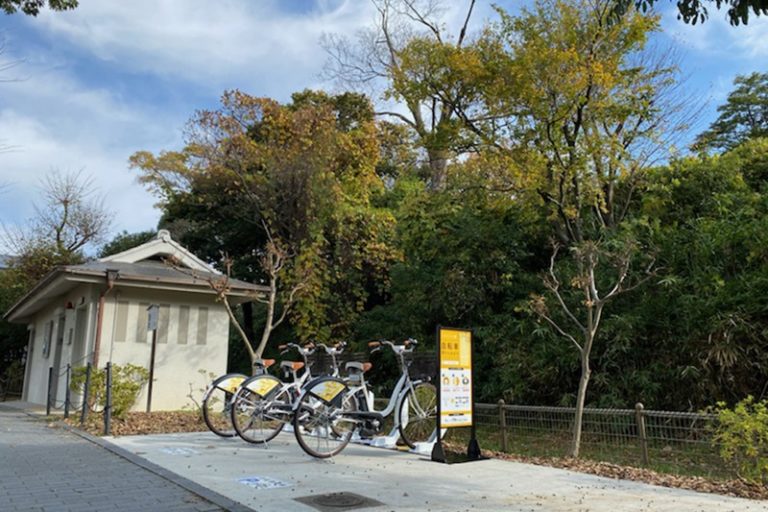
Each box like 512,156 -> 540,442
31,0 -> 377,96
0,0 -> 502,256
0,55 -> 179,249
0,108 -> 162,247
661,6 -> 768,57
31,0 -> 496,96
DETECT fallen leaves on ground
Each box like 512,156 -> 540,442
483,448 -> 768,500
62,410 -> 207,437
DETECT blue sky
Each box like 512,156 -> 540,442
0,0 -> 766,253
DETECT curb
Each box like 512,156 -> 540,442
62,424 -> 256,512
0,406 -> 254,512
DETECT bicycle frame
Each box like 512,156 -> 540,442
296,344 -> 425,429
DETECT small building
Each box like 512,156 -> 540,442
3,230 -> 267,411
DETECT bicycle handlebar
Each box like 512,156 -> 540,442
316,341 -> 347,355
368,338 -> 418,354
278,342 -> 316,356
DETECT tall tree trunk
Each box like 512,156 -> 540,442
241,301 -> 255,346
220,296 -> 257,372
253,276 -> 278,366
427,148 -> 450,191
571,351 -> 591,458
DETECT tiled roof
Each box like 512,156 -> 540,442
67,260 -> 261,291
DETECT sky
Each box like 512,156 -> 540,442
0,0 -> 766,254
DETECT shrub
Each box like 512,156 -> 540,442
70,364 -> 149,419
712,396 -> 768,484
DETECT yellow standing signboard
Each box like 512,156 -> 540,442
438,328 -> 473,428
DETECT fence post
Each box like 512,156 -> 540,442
64,364 -> 71,419
635,402 -> 649,465
498,399 -> 508,452
80,363 -> 91,426
103,362 -> 112,436
46,366 -> 53,416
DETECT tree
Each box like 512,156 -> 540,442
0,169 -> 109,380
323,0 -> 478,190
616,0 -> 768,25
0,0 -> 77,16
633,138 -> 768,407
429,0 -> 681,456
694,72 -> 768,152
1,169 -> 112,282
132,90 -> 399,367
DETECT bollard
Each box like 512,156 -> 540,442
104,362 -> 112,436
498,399 -> 508,452
635,402 -> 649,465
80,363 -> 91,426
64,364 -> 71,419
46,366 -> 53,416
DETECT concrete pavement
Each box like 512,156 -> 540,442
107,430 -> 768,512
2,401 -> 766,512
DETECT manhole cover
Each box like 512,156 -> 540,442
315,493 -> 365,507
294,492 -> 384,511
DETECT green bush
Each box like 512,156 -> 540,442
712,396 -> 768,484
70,364 -> 149,419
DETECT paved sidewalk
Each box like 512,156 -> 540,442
0,406 -> 231,512
109,430 -> 768,512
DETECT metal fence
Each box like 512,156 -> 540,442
45,361 -> 114,435
310,351 -> 726,476
472,401 -> 726,477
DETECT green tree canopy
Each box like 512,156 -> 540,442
1,0 -> 77,15
132,90 -> 399,345
618,0 -> 768,25
694,72 -> 768,152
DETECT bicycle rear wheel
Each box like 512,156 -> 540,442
231,375 -> 289,444
398,382 -> 437,448
202,373 -> 246,437
293,378 -> 357,458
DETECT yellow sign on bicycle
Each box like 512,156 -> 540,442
220,376 -> 245,394
312,379 -> 346,403
246,377 -> 280,397
438,327 -> 473,428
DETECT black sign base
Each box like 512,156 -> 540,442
430,438 -> 484,464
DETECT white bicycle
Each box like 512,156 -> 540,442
230,342 -> 345,444
292,338 -> 437,458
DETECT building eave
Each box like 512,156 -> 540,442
3,266 -> 268,324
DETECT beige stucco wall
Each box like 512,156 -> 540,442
22,284 -> 230,412
22,284 -> 99,407
98,287 -> 229,411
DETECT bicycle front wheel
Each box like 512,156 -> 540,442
398,382 -> 437,448
202,373 -> 246,437
293,378 -> 357,458
231,375 -> 289,444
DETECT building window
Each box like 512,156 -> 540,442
114,300 -> 130,342
177,305 -> 190,344
196,307 -> 208,345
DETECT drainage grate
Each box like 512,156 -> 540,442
294,491 -> 384,511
